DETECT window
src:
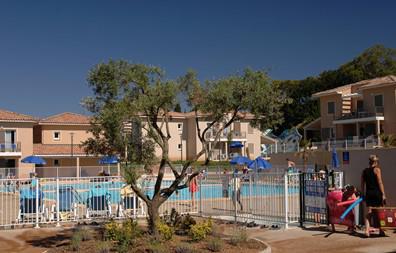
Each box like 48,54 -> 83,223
177,123 -> 183,132
177,143 -> 182,151
327,102 -> 335,114
357,100 -> 364,112
53,131 -> 61,141
248,125 -> 254,134
54,159 -> 60,166
321,128 -> 335,140
374,94 -> 383,107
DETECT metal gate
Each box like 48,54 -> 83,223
299,171 -> 344,226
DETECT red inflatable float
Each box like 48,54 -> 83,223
327,190 -> 356,228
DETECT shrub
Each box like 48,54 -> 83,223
77,226 -> 92,241
206,237 -> 223,252
174,244 -> 195,253
104,220 -> 121,241
229,228 -> 248,246
148,240 -> 169,253
96,241 -> 112,253
69,231 -> 82,251
157,221 -> 174,241
122,219 -> 142,238
116,240 -> 130,253
189,219 -> 212,241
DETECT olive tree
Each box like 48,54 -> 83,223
82,61 -> 289,236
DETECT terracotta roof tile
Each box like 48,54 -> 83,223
33,144 -> 87,156
40,112 -> 91,125
0,109 -> 36,122
313,75 -> 396,98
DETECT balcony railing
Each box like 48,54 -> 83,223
264,137 -> 380,155
335,110 -> 384,121
205,131 -> 246,140
0,142 -> 21,153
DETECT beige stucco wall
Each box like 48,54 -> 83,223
362,85 -> 396,134
40,125 -> 92,145
166,119 -> 188,161
0,122 -> 35,178
240,121 -> 261,159
319,94 -> 343,137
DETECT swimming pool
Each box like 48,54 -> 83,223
4,179 -> 298,204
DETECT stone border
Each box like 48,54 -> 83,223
252,237 -> 271,253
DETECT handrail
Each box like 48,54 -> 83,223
0,142 -> 21,152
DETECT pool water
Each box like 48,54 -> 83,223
8,180 -> 298,204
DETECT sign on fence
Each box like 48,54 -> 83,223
304,179 -> 327,214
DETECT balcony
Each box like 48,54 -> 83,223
0,142 -> 21,155
205,131 -> 246,140
334,108 -> 384,124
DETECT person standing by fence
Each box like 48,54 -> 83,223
286,158 -> 296,173
361,154 -> 387,237
230,172 -> 243,211
189,175 -> 198,208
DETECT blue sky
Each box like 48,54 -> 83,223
0,1 -> 395,117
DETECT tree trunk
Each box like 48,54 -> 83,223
147,201 -> 160,239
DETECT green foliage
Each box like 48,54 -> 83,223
189,219 -> 213,241
275,45 -> 396,134
148,240 -> 170,253
380,133 -> 396,148
229,228 -> 248,246
104,219 -> 141,251
69,231 -> 82,251
96,241 -> 112,253
183,69 -> 290,132
104,220 -> 120,241
174,102 -> 182,112
157,220 -> 174,241
76,226 -> 92,241
206,237 -> 224,252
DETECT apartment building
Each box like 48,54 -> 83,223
33,112 -> 100,177
0,109 -> 36,178
158,112 -> 262,161
310,75 -> 396,142
0,109 -> 265,177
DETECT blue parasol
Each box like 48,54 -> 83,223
331,148 -> 340,169
230,156 -> 252,165
21,155 -> 46,165
248,157 -> 272,170
99,155 -> 119,165
229,141 -> 244,148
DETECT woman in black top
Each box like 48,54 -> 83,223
361,155 -> 386,237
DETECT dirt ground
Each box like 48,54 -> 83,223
0,224 -> 395,253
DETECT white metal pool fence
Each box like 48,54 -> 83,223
0,172 -> 343,229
